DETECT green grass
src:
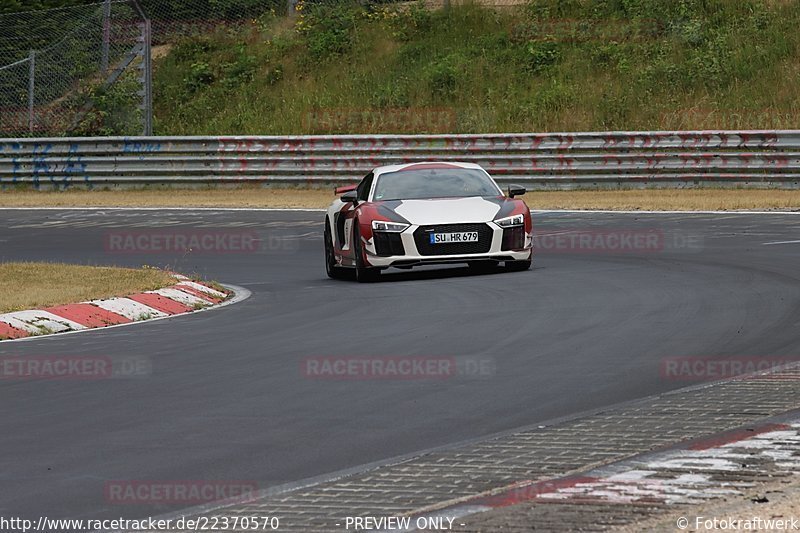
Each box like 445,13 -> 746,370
152,0 -> 800,135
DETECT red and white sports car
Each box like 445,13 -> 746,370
324,162 -> 533,282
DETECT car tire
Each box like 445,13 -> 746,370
324,222 -> 347,280
353,223 -> 379,283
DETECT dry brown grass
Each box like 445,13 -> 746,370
0,188 -> 332,209
523,189 -> 800,211
1,188 -> 799,211
0,262 -> 176,314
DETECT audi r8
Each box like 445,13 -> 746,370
324,162 -> 533,282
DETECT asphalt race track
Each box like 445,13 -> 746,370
1,208 -> 799,523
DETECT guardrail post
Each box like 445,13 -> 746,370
27,50 -> 35,135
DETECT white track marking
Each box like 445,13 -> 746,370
148,288 -> 211,307
176,281 -> 227,298
88,297 -> 168,321
763,239 -> 800,245
0,310 -> 86,334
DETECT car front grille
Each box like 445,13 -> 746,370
413,223 -> 493,256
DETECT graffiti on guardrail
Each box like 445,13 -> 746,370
2,132 -> 798,189
0,140 -> 89,183
122,139 -> 162,153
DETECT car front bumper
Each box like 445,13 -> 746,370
364,222 -> 532,268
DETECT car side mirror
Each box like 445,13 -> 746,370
508,185 -> 526,198
341,190 -> 358,204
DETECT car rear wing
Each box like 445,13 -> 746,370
334,184 -> 358,195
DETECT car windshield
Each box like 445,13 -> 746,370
372,168 -> 501,201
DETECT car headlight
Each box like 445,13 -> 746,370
372,220 -> 409,232
495,214 -> 525,227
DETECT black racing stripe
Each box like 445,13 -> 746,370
493,199 -> 519,220
377,201 -> 410,224
380,200 -> 404,210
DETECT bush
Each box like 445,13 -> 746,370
220,45 -> 257,89
73,73 -> 142,136
184,61 -> 215,93
171,38 -> 215,63
383,2 -> 431,41
425,55 -> 465,99
297,1 -> 362,60
526,41 -> 561,73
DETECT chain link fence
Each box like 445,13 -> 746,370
138,0 -> 418,43
0,1 -> 151,137
139,0 -> 286,45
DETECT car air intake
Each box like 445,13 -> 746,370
374,232 -> 405,256
501,226 -> 526,251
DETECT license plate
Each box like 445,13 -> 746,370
430,231 -> 479,244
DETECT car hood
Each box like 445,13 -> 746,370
384,196 -> 514,225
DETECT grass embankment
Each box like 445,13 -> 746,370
0,263 -> 176,314
152,0 -> 800,134
1,188 -> 799,211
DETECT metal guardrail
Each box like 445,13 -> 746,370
1,131 -> 800,189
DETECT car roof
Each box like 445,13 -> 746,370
372,161 -> 485,177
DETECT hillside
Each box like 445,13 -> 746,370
152,0 -> 800,135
